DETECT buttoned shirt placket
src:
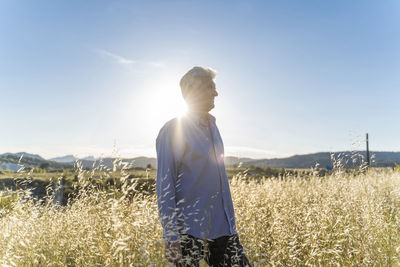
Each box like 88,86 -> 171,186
206,116 -> 233,233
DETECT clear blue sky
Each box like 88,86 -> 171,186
1,0 -> 399,159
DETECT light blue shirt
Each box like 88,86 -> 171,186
156,112 -> 237,242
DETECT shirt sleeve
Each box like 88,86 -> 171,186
155,121 -> 181,242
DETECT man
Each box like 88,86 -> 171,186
156,66 -> 251,266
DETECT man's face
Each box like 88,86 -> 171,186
186,77 -> 218,113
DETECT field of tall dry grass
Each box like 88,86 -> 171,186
1,167 -> 399,266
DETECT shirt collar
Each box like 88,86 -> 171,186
186,111 -> 216,127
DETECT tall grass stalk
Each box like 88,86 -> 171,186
1,167 -> 399,266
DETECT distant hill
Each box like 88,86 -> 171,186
1,152 -> 44,161
0,163 -> 25,172
49,155 -> 78,163
0,153 -> 157,171
0,153 -> 73,171
49,155 -> 99,163
240,151 -> 400,169
1,151 -> 399,171
224,156 -> 254,166
81,156 -> 96,161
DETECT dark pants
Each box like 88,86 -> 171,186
176,234 -> 251,267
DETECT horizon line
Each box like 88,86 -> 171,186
1,150 -> 399,162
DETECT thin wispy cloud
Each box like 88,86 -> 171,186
95,48 -> 137,65
147,61 -> 166,68
94,48 -> 166,69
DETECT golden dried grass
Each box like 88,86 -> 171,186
0,168 -> 399,266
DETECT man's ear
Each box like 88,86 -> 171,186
185,88 -> 198,104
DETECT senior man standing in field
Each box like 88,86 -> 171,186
156,66 -> 251,266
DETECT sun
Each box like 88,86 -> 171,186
141,73 -> 188,133
152,81 -> 187,118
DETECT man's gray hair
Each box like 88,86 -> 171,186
180,66 -> 217,99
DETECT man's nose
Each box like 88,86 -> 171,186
214,90 -> 218,97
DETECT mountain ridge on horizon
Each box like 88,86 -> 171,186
1,151 -> 400,170
4,150 -> 400,162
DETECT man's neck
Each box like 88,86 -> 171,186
189,109 -> 208,117
188,109 -> 209,124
